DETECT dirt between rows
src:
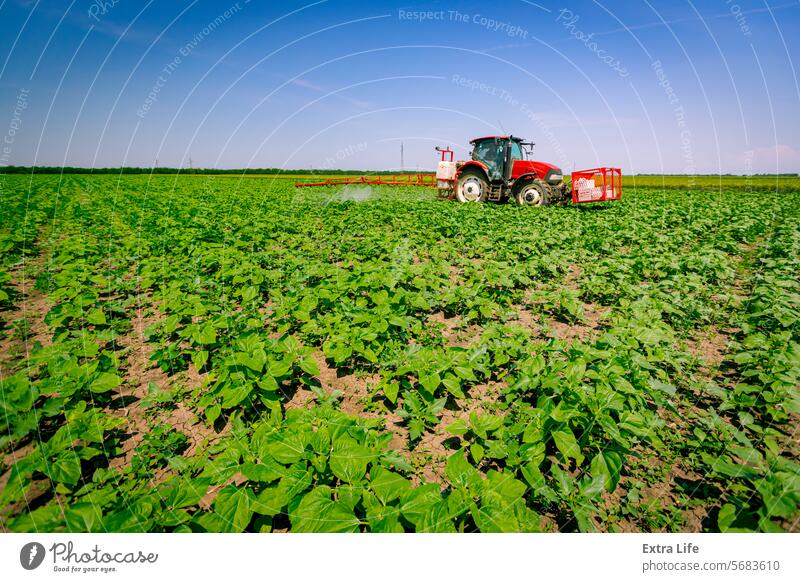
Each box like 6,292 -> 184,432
0,256 -> 54,525
291,294 -> 614,487
508,304 -> 609,344
0,256 -> 52,380
287,346 -> 509,487
108,294 -> 221,473
0,274 -> 225,522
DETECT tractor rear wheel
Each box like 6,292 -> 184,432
515,179 -> 550,207
456,169 -> 488,203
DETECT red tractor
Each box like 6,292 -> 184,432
435,135 -> 621,206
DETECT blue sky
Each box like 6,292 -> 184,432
0,0 -> 798,173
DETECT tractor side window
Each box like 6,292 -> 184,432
473,141 -> 502,166
472,141 -> 493,163
510,141 -> 523,160
472,140 -> 503,181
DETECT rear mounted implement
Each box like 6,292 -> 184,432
571,167 -> 622,203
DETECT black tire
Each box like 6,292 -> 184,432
455,168 -> 489,203
514,179 -> 550,207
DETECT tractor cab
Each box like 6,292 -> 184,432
470,136 -> 526,183
453,135 -> 568,205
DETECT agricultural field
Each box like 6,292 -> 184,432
0,174 -> 798,533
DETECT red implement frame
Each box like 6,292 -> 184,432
570,167 -> 622,203
295,174 -> 436,188
435,146 -> 454,162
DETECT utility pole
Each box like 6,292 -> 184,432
189,157 -> 193,173
400,142 -> 404,173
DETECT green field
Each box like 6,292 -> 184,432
1,174 -> 798,532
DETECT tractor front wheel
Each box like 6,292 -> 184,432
515,179 -> 550,207
456,169 -> 488,203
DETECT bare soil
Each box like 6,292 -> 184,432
426,311 -> 481,348
0,257 -> 52,379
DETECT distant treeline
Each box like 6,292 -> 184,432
0,166 -> 417,175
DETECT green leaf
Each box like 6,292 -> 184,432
258,374 -> 279,392
590,450 -> 623,493
253,467 -> 312,517
382,381 -> 399,404
241,286 -> 259,303
330,444 -> 372,484
87,308 -> 106,325
269,358 -> 292,378
267,434 -> 306,465
442,374 -> 465,398
408,419 -> 425,441
417,499 -> 457,533
370,290 -> 389,305
399,483 -> 442,528
485,470 -> 526,501
325,343 -> 352,365
299,355 -> 320,377
618,412 -> 651,439
65,502 -> 102,532
363,493 -> 404,532
470,413 -> 503,438
370,467 -> 411,505
446,450 -> 482,490
192,350 -> 209,370
717,503 -> 738,531
472,472 -> 534,532
470,443 -> 485,464
221,381 -> 253,408
48,452 -> 82,486
290,486 -> 360,532
552,427 -> 584,466
710,457 -> 759,480
649,378 -> 676,396
233,352 -> 263,373
521,463 -> 546,491
240,461 -> 283,484
196,324 -> 216,345
90,372 -> 121,393
418,372 -> 440,395
205,404 -> 221,425
445,419 -> 469,436
213,485 -> 255,533
454,366 -> 476,381
166,478 -> 211,509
